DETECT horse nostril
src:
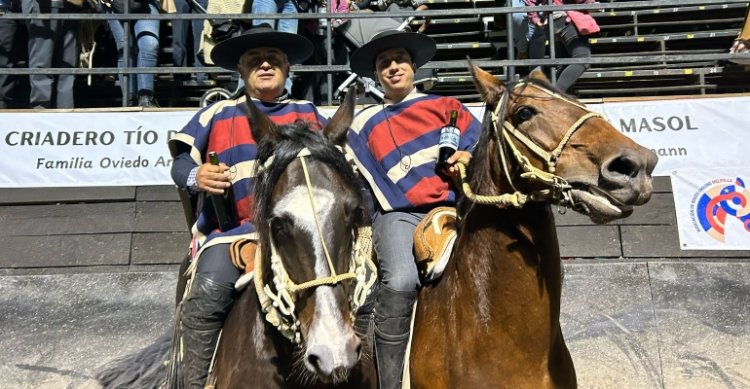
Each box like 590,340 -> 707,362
307,353 -> 321,370
306,345 -> 335,376
607,155 -> 639,178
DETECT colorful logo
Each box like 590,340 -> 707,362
690,177 -> 750,243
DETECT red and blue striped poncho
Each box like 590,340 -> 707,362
168,95 -> 326,258
346,92 -> 481,212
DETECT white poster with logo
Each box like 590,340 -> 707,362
671,168 -> 750,250
0,111 -> 191,187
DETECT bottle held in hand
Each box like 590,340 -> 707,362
208,151 -> 237,231
437,110 -> 460,168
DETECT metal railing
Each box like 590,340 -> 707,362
0,0 -> 748,106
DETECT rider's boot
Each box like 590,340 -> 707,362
180,274 -> 236,389
373,285 -> 417,389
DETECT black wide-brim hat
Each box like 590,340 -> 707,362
210,24 -> 314,70
350,30 -> 436,76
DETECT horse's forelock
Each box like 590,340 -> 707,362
254,120 -> 362,245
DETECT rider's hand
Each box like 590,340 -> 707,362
441,151 -> 472,177
196,162 -> 231,194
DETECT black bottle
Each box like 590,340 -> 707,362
208,151 -> 237,231
437,110 -> 460,168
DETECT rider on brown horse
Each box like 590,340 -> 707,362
346,30 -> 483,389
168,24 -> 326,388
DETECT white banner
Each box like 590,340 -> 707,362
461,96 -> 750,177
589,96 -> 750,177
0,95 -> 748,187
0,111 -> 189,187
671,168 -> 750,250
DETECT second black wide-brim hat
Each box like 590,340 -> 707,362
350,30 -> 436,76
210,24 -> 315,70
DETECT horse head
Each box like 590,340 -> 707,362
246,89 -> 372,384
468,64 -> 658,223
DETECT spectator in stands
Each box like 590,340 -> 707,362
197,0 -> 251,98
99,0 -> 160,107
294,0 -> 351,103
22,0 -> 79,108
729,4 -> 750,64
168,24 -> 322,389
346,30 -> 481,389
510,0 -> 530,59
518,0 -> 546,61
374,0 -> 429,33
0,0 -> 25,108
171,0 -> 208,83
252,0 -> 299,91
526,0 -> 600,92
197,0 -> 249,66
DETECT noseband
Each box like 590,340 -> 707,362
458,82 -> 603,209
254,148 -> 377,345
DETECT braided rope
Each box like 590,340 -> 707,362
456,162 -> 529,208
252,150 -> 377,344
299,156 -> 337,277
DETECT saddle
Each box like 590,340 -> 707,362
230,239 -> 256,289
413,206 -> 457,282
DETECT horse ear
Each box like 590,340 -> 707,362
323,86 -> 356,146
468,60 -> 506,107
529,67 -> 550,83
245,97 -> 279,142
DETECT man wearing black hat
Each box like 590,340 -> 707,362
346,31 -> 482,389
168,25 -> 325,389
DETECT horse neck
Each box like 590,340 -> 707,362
451,138 -> 565,333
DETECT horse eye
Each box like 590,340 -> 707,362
515,106 -> 535,122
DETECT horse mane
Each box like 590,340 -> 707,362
254,120 -> 364,245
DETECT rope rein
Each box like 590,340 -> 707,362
457,82 -> 602,208
300,155 -> 339,282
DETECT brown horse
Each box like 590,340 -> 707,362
408,66 -> 658,389
206,91 -> 378,388
96,90 -> 377,389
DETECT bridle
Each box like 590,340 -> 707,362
254,148 -> 377,345
458,81 -> 604,209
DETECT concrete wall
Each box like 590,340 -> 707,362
1,176 -> 748,275
2,178 -> 749,389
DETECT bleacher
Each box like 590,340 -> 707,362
70,0 -> 750,107
422,0 -> 750,100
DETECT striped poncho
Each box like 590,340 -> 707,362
168,95 -> 326,258
346,92 -> 481,212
